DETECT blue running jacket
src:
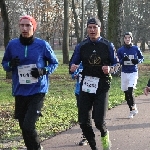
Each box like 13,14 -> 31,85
1,37 -> 58,96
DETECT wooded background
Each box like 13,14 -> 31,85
0,0 -> 150,64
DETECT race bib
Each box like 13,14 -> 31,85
18,64 -> 38,84
124,55 -> 134,65
82,76 -> 99,93
124,61 -> 133,65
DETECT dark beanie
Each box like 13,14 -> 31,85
124,32 -> 133,39
87,18 -> 101,27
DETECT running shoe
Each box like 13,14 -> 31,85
79,137 -> 88,146
101,131 -> 111,150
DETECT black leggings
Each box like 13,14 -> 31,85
15,93 -> 45,150
79,91 -> 108,149
124,87 -> 135,111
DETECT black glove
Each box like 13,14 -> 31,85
9,56 -> 20,67
31,68 -> 47,78
123,55 -> 130,61
131,59 -> 138,65
147,79 -> 150,87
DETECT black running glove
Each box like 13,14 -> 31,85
9,56 -> 20,67
122,55 -> 130,61
147,79 -> 150,87
31,68 -> 47,78
131,59 -> 138,65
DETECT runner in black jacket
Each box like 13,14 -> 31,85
70,18 -> 119,150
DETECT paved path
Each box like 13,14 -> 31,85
41,94 -> 150,150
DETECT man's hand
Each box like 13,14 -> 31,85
144,87 -> 150,96
9,56 -> 20,67
131,59 -> 138,65
74,74 -> 78,79
102,66 -> 110,74
31,68 -> 47,78
123,55 -> 130,61
70,64 -> 79,72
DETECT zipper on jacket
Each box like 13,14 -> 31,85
25,46 -> 27,57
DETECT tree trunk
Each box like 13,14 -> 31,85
81,0 -> 84,40
72,0 -> 81,43
116,0 -> 124,49
62,0 -> 69,64
0,0 -> 10,48
140,37 -> 145,52
95,0 -> 104,37
107,0 -> 124,50
0,0 -> 11,79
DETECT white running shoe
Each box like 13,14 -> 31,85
40,145 -> 43,150
128,104 -> 138,119
128,111 -> 134,119
132,104 -> 138,116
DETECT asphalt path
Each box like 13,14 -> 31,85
41,94 -> 150,150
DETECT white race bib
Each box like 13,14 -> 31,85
18,64 -> 38,84
124,61 -> 133,65
124,55 -> 134,65
82,76 -> 99,93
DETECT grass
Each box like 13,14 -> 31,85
0,50 -> 150,149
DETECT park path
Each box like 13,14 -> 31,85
41,94 -> 150,150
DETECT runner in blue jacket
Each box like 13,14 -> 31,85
71,62 -> 88,146
117,32 -> 144,119
1,15 -> 58,150
71,62 -> 83,107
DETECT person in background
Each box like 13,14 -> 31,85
71,62 -> 88,146
144,79 -> 150,96
70,17 -> 119,150
117,32 -> 144,119
1,15 -> 58,150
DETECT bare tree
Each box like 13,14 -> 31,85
122,0 -> 150,51
0,0 -> 12,79
62,0 -> 69,64
107,0 -> 124,50
81,0 -> 84,40
0,0 -> 149,53
0,0 -> 10,48
95,0 -> 105,37
72,0 -> 81,43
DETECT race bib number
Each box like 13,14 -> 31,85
18,64 -> 38,84
124,55 -> 134,65
82,76 -> 99,93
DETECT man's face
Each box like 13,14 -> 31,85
124,35 -> 132,45
19,19 -> 34,38
87,24 -> 101,41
